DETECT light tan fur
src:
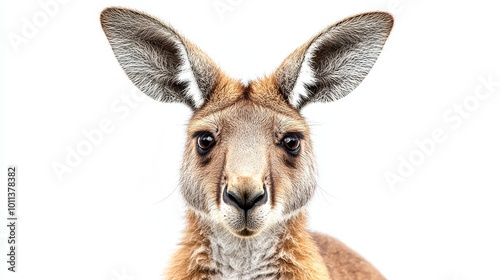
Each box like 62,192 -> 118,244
169,78 -> 384,279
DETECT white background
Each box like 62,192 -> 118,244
1,0 -> 499,279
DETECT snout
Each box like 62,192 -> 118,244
223,185 -> 268,211
220,175 -> 271,237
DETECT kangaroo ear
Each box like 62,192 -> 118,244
274,12 -> 393,109
100,7 -> 220,109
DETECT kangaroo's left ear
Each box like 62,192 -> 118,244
274,12 -> 394,109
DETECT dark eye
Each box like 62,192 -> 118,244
196,132 -> 216,155
281,133 -> 301,155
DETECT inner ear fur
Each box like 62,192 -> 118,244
274,12 -> 394,109
100,7 -> 221,110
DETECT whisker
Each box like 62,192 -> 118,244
316,183 -> 337,206
153,184 -> 180,205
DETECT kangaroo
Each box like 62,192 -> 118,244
101,7 -> 393,279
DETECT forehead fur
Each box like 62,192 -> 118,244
192,74 -> 303,121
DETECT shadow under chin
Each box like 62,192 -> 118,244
236,228 -> 257,237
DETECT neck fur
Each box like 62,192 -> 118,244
207,221 -> 283,279
165,209 -> 330,280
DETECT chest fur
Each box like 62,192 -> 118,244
207,233 -> 281,279
166,212 -> 330,280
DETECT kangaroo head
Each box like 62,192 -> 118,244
101,8 -> 393,238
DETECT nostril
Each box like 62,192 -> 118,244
223,187 -> 245,210
223,186 -> 268,211
249,187 -> 268,208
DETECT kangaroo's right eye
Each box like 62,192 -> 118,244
196,132 -> 216,155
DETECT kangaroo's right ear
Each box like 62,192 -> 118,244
100,7 -> 219,110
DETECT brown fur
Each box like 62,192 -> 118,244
166,211 -> 216,280
170,81 -> 384,279
166,209 -> 384,280
166,210 -> 333,280
312,233 -> 384,280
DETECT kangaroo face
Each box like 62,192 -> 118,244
101,7 -> 393,238
181,94 -> 315,236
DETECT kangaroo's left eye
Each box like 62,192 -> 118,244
281,133 -> 301,155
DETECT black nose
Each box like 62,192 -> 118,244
223,186 -> 268,211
